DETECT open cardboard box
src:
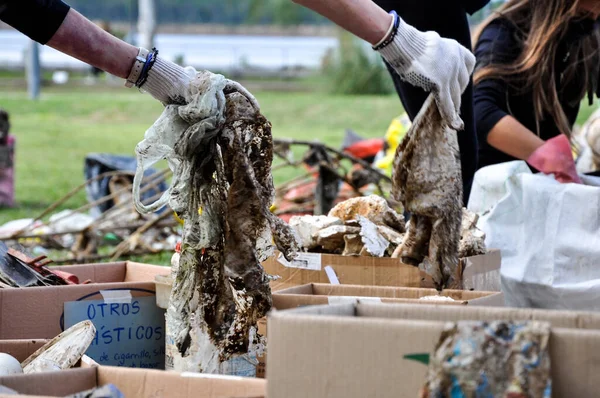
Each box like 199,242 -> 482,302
273,283 -> 503,307
254,283 -> 503,378
0,339 -> 97,371
262,249 -> 501,291
0,366 -> 265,398
267,302 -> 600,398
0,261 -> 169,339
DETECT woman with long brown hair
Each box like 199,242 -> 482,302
473,0 -> 600,182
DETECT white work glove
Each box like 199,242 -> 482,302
375,17 -> 475,130
137,56 -> 259,109
140,57 -> 197,105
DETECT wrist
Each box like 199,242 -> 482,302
124,47 -> 150,88
372,12 -> 397,49
374,14 -> 427,72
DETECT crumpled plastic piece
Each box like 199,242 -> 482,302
316,225 -> 360,252
133,70 -> 299,372
422,321 -> 552,398
392,94 -> 462,290
289,215 -> 342,249
328,195 -> 405,232
458,208 -> 486,258
356,216 -> 389,257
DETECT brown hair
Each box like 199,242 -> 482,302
472,0 -> 600,138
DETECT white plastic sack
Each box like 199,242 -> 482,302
470,161 -> 600,310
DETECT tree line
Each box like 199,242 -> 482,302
66,0 -> 327,25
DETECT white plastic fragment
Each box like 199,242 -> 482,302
0,353 -> 23,376
357,216 -> 389,257
289,215 -> 342,249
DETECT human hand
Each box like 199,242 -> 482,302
375,15 -> 475,130
527,135 -> 582,184
139,55 -> 197,105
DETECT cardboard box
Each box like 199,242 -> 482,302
254,283 -> 503,378
267,302 -> 600,398
273,283 -> 503,307
0,262 -> 169,369
0,339 -> 97,369
0,366 -> 265,397
0,261 -> 168,339
262,250 -> 501,291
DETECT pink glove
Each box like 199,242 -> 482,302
526,135 -> 582,184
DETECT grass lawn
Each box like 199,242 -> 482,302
0,84 -> 402,225
0,81 -> 598,265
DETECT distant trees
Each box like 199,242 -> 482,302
67,0 -> 327,25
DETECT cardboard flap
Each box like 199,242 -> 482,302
0,340 -> 48,362
461,249 -> 501,291
0,368 -> 97,396
52,262 -> 127,283
271,303 -> 356,318
97,367 -> 266,398
123,262 -> 169,282
353,302 -> 600,329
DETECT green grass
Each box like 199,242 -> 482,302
0,85 -> 402,224
1,82 -> 597,265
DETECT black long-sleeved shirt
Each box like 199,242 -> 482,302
375,0 -> 489,15
474,17 -> 600,169
0,0 -> 70,44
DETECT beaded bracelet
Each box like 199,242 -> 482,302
372,11 -> 400,51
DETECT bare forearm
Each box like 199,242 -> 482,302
487,115 -> 545,160
292,0 -> 392,45
47,9 -> 137,79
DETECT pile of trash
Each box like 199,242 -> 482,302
289,195 -> 486,259
0,242 -> 87,288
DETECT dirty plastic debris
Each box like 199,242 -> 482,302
290,215 -> 342,249
458,208 -> 486,258
342,233 -> 364,256
357,216 -> 389,257
392,94 -> 462,290
133,70 -> 299,374
22,320 -> 96,373
328,195 -> 405,232
419,295 -> 455,302
316,225 -> 360,252
422,321 -> 551,397
0,353 -> 23,376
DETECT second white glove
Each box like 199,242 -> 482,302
375,16 -> 475,131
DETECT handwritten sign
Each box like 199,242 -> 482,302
64,295 -> 165,369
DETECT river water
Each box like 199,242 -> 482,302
0,31 -> 338,72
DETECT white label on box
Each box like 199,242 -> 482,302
327,296 -> 382,305
277,252 -> 322,271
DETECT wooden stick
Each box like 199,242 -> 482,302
9,170 -> 136,237
273,139 -> 391,182
109,211 -> 173,261
0,220 -> 177,241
